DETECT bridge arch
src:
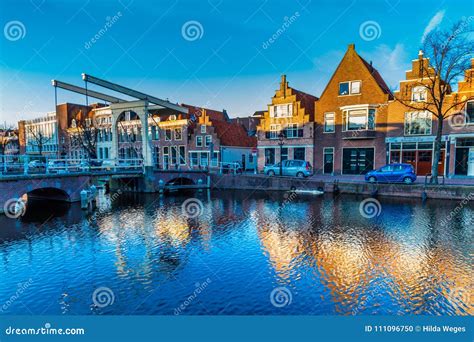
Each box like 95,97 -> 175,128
25,187 -> 71,202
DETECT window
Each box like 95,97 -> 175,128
196,136 -> 203,147
201,125 -> 206,133
190,152 -> 198,166
293,147 -> 305,161
339,81 -> 362,96
270,104 -> 293,118
339,82 -> 349,95
343,108 -> 376,131
269,124 -> 280,139
179,146 -> 186,165
350,81 -> 361,94
205,135 -> 212,147
211,152 -> 218,167
466,101 -> 474,123
324,113 -> 335,133
171,146 -> 177,165
170,115 -> 176,120
281,147 -> 288,161
404,112 -> 432,135
200,152 -> 209,166
165,129 -> 172,141
285,124 -> 301,138
412,86 -> 427,102
175,128 -> 182,140
265,148 -> 275,165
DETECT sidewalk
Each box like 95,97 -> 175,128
307,174 -> 474,186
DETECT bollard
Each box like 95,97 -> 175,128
80,189 -> 88,209
159,179 -> 164,195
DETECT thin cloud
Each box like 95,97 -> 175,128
421,10 -> 445,42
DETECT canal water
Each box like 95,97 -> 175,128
0,190 -> 472,315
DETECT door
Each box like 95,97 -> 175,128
342,148 -> 374,175
417,150 -> 432,176
468,148 -> 474,176
323,148 -> 334,174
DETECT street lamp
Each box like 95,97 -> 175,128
278,130 -> 285,176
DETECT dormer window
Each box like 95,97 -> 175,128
339,81 -> 361,95
412,86 -> 427,102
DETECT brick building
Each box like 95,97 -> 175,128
314,44 -> 393,175
257,75 -> 318,171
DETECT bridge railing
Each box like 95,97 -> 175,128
0,155 -> 145,176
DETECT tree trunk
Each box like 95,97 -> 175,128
430,116 -> 444,184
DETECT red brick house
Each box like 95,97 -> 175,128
314,44 -> 393,175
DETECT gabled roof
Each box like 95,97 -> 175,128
319,44 -> 393,100
212,120 -> 257,147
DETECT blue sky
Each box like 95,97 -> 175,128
0,0 -> 469,125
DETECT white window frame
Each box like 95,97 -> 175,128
270,104 -> 293,118
201,125 -> 206,133
404,111 -> 432,136
412,86 -> 427,102
324,112 -> 335,133
269,124 -> 281,139
285,123 -> 299,138
196,136 -> 203,147
174,127 -> 182,141
205,135 -> 212,147
339,80 -> 362,96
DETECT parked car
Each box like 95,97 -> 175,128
221,162 -> 243,174
365,163 -> 417,184
28,160 -> 46,172
264,160 -> 313,178
47,160 -> 67,173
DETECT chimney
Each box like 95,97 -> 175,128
418,50 -> 424,59
348,43 -> 355,51
281,74 -> 286,86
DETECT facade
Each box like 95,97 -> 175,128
186,105 -> 257,171
18,112 -> 59,156
314,44 -> 393,175
446,59 -> 474,177
0,129 -> 19,155
387,54 -> 474,177
257,75 -> 318,171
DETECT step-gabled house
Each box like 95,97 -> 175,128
256,75 -> 318,171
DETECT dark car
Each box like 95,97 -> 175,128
365,163 -> 417,184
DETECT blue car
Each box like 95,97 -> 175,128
365,163 -> 417,184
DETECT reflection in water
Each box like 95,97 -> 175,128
0,190 -> 472,315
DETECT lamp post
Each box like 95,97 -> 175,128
278,131 -> 285,176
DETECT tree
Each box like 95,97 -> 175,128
27,126 -> 51,157
69,117 -> 98,159
393,19 -> 473,183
